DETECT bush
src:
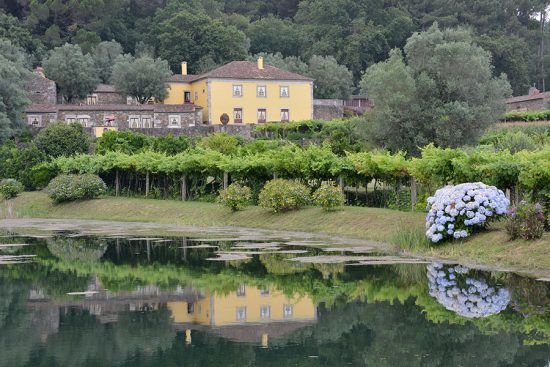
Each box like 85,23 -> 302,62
313,182 -> 345,211
425,182 -> 509,243
35,122 -> 90,157
217,183 -> 252,211
0,179 -> 24,199
505,202 -> 546,240
259,179 -> 310,213
47,174 -> 106,203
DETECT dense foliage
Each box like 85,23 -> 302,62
258,179 -> 311,212
46,174 -> 106,203
0,178 -> 24,199
217,183 -> 252,211
360,25 -> 512,154
34,122 -> 90,158
312,182 -> 345,211
505,202 -> 546,240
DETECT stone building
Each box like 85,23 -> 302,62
24,68 -> 203,132
505,87 -> 550,112
313,99 -> 344,120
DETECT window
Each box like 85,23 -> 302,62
232,85 -> 243,97
169,115 -> 181,128
260,306 -> 270,320
195,91 -> 198,101
27,115 -> 42,127
260,286 -> 270,296
233,108 -> 243,124
257,108 -> 266,124
86,94 -> 98,105
280,109 -> 289,123
187,303 -> 195,314
280,86 -> 289,98
236,285 -> 246,297
257,85 -> 266,97
236,306 -> 247,321
77,115 -> 91,127
129,116 -> 140,128
65,115 -> 76,124
141,116 -> 153,128
184,91 -> 191,103
283,304 -> 293,318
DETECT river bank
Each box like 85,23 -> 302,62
2,192 -> 549,276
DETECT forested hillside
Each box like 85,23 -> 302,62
0,0 -> 548,96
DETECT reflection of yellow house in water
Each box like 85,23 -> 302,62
167,285 -> 316,345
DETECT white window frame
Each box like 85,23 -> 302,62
233,84 -> 243,97
257,108 -> 267,124
77,115 -> 91,127
129,115 -> 141,128
283,304 -> 293,318
236,285 -> 246,297
280,108 -> 290,123
141,115 -> 153,129
168,115 -> 182,128
27,115 -> 43,127
236,306 -> 247,321
86,94 -> 98,105
280,86 -> 289,98
260,305 -> 270,320
257,85 -> 266,98
65,115 -> 77,124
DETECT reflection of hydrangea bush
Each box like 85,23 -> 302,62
425,182 -> 509,243
427,263 -> 510,318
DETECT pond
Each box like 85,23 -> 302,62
1,225 -> 550,366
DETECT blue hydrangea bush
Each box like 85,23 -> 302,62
425,182 -> 509,243
427,263 -> 510,318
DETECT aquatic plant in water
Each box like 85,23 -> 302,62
425,182 -> 509,243
427,263 -> 510,318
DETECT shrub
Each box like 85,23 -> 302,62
313,182 -> 345,211
259,179 -> 310,213
35,122 -> 90,157
47,174 -> 106,203
0,179 -> 24,199
217,183 -> 252,211
505,202 -> 546,240
425,182 -> 509,243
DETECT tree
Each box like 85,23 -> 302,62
93,40 -> 123,83
43,43 -> 99,103
247,52 -> 309,75
34,122 -> 90,158
111,55 -> 171,104
247,16 -> 304,57
308,55 -> 354,99
0,39 -> 30,144
152,11 -> 247,74
360,24 -> 512,155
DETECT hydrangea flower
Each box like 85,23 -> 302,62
425,182 -> 509,243
427,263 -> 510,318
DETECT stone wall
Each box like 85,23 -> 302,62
25,72 -> 57,105
506,98 -> 550,112
96,92 -> 127,105
313,99 -> 344,120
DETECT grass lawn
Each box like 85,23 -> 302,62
2,192 -> 550,275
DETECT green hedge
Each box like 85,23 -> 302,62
504,110 -> 550,122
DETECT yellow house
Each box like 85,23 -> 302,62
164,58 -> 314,124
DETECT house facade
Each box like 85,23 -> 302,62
505,87 -> 550,112
165,58 -> 314,124
24,69 -> 203,132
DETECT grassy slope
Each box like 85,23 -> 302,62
3,192 -> 550,274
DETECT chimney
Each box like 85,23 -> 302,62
181,62 -> 188,76
257,57 -> 264,70
35,67 -> 45,78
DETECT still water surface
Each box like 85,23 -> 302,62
1,231 -> 550,366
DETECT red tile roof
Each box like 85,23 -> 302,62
506,91 -> 550,104
168,61 -> 312,83
25,104 -> 58,113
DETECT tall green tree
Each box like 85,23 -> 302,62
360,24 -> 512,155
111,54 -> 171,104
43,43 -> 99,102
308,55 -> 354,99
247,16 -> 304,57
93,40 -> 123,83
0,39 -> 30,144
151,11 -> 247,74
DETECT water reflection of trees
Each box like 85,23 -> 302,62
47,237 -> 108,263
